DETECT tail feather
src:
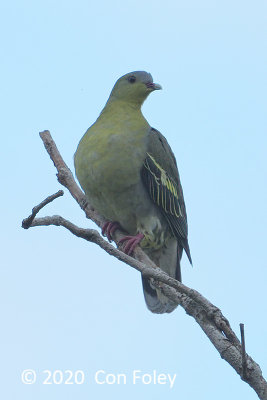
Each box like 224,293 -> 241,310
142,275 -> 178,313
141,240 -> 182,314
182,238 -> 192,265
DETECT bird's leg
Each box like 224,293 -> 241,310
118,233 -> 145,255
102,221 -> 121,242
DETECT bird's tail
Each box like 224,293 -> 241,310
141,239 -> 181,314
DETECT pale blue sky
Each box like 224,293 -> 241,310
0,1 -> 266,399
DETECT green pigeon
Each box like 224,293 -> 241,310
74,71 -> 192,313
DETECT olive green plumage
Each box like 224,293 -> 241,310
74,71 -> 191,313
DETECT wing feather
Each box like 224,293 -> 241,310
141,129 -> 192,264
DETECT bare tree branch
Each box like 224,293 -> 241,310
240,323 -> 248,380
22,130 -> 267,400
22,190 -> 64,229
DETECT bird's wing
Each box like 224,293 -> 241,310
141,128 -> 192,263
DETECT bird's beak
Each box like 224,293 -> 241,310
146,82 -> 162,90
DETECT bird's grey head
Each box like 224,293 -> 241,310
109,71 -> 162,106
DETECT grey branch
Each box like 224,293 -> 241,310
240,323 -> 248,380
22,190 -> 64,229
22,130 -> 267,400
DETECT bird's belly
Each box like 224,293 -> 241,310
75,128 -> 171,247
80,157 -> 169,245
95,179 -> 171,250
79,144 -> 144,206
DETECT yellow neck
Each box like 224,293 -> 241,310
98,97 -> 147,124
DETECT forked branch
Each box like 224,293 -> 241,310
22,130 -> 267,399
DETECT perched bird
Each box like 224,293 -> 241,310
74,71 -> 191,313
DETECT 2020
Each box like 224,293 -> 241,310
43,370 -> 85,384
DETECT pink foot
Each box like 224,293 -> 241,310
102,221 -> 121,242
118,233 -> 144,255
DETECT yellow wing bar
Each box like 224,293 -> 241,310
143,153 -> 183,218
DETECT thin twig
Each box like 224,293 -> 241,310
240,323 -> 248,380
22,190 -> 64,229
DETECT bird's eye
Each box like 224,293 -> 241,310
128,75 -> 136,83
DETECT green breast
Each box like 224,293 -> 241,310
74,102 -> 150,197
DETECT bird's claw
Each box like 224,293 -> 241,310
102,221 -> 121,242
118,233 -> 144,255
